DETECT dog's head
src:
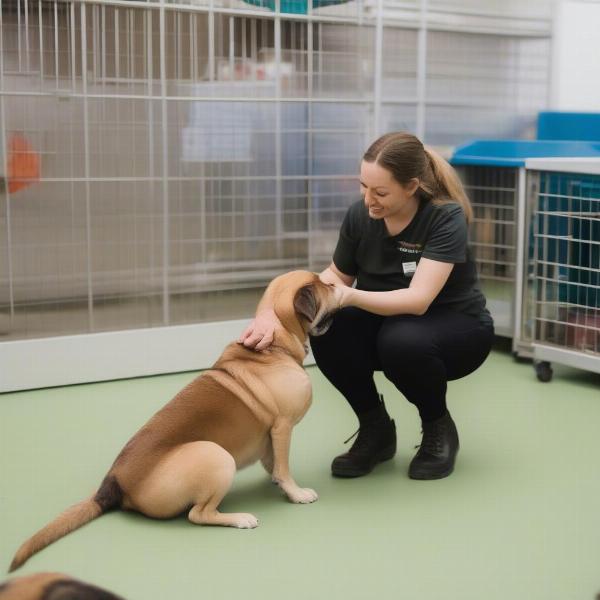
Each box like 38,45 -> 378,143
268,271 -> 341,342
291,275 -> 340,337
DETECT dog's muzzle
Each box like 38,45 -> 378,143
310,312 -> 335,336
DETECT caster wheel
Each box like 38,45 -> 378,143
535,361 -> 553,382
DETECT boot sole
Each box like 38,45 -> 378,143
331,446 -> 396,478
408,464 -> 455,480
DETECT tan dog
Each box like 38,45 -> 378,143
0,572 -> 124,599
10,271 -> 340,572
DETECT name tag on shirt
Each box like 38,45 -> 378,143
403,261 -> 417,277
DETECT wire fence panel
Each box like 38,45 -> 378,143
454,165 -> 518,337
0,0 -> 551,341
522,171 -> 600,359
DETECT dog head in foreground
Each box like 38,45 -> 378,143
0,572 -> 124,600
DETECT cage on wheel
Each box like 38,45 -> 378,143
519,158 -> 600,380
451,139 -> 600,360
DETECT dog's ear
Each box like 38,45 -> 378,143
293,284 -> 318,322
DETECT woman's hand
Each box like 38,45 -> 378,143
237,308 -> 281,351
319,264 -> 356,310
333,282 -> 355,309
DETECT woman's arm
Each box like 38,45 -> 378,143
337,258 -> 454,316
319,262 -> 356,287
237,278 -> 283,350
239,263 -> 354,350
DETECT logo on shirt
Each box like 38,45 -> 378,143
397,241 -> 422,254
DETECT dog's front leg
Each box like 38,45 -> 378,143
270,420 -> 318,504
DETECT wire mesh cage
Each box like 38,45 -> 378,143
0,0 -> 552,346
0,1 -> 369,340
520,165 -> 600,379
452,165 -> 520,337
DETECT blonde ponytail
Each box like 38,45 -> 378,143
423,146 -> 473,223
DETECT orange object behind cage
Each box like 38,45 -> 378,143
7,133 -> 40,194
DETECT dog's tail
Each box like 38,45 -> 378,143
8,475 -> 122,573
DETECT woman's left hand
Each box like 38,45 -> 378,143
333,282 -> 355,309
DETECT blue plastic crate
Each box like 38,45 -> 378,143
242,0 -> 349,14
450,140 -> 600,168
537,112 -> 600,142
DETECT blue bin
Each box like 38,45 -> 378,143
242,0 -> 350,14
450,139 -> 600,339
451,139 -> 600,167
537,111 -> 600,142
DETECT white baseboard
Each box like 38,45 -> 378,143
0,321 -> 316,392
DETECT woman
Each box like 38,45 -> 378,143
239,132 -> 494,481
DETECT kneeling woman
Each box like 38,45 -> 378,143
239,131 -> 494,480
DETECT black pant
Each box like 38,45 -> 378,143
309,306 -> 495,423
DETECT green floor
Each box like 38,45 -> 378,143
1,343 -> 599,600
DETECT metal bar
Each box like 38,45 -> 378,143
38,0 -> 44,84
415,0 -> 427,139
533,344 -> 600,374
513,167 -> 527,344
176,11 -> 182,81
146,8 -> 156,297
0,0 -> 15,319
54,0 -> 59,86
101,5 -> 106,91
241,13 -> 246,77
208,4 -> 214,81
192,12 -> 198,81
17,0 -> 22,72
373,0 -> 383,137
159,1 -> 170,325
1,174 -> 358,182
91,5 -> 97,83
0,89 -> 379,104
535,233 -> 600,246
468,186 -> 518,194
24,0 -> 30,73
70,1 -> 75,89
307,18 -> 314,268
533,276 -> 600,291
535,210 -> 600,220
129,8 -> 134,84
115,6 -> 119,79
196,11 -> 206,272
229,16 -> 234,79
274,0 -> 282,257
80,3 -> 94,330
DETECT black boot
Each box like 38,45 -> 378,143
409,411 -> 459,480
331,398 -> 396,478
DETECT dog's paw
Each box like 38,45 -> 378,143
232,513 -> 259,529
287,487 -> 318,504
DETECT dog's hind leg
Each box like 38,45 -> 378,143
184,443 -> 258,529
129,441 -> 258,528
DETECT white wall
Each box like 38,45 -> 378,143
551,0 -> 600,110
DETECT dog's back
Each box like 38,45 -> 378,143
110,360 -> 271,499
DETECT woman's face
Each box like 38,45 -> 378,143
360,160 -> 419,220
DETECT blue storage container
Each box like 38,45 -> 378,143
450,139 -> 600,343
242,0 -> 350,14
537,111 -> 600,142
451,140 -> 600,167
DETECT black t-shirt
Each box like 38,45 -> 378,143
332,199 -> 493,325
